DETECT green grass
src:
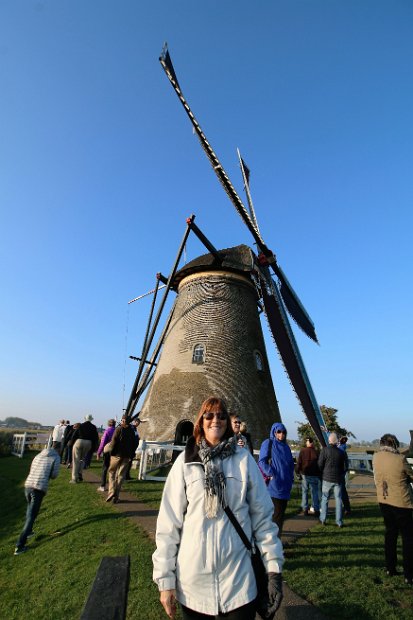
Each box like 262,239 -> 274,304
283,502 -> 413,619
2,455 -> 412,620
0,453 -> 163,620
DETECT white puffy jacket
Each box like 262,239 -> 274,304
153,438 -> 284,615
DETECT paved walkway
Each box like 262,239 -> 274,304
83,469 -> 376,620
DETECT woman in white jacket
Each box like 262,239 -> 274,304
153,397 -> 284,620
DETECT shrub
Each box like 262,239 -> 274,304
0,431 -> 13,456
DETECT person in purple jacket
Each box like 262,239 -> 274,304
259,422 -> 295,536
96,419 -> 116,492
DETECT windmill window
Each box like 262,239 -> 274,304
192,344 -> 205,364
254,351 -> 264,371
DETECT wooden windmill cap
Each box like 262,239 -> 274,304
173,244 -> 254,290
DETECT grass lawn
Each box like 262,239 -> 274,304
1,454 -> 412,619
0,453 -> 163,619
283,502 -> 413,620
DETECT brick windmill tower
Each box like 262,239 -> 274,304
124,46 -> 329,447
138,244 -> 281,447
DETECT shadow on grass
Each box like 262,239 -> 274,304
31,511 -> 125,545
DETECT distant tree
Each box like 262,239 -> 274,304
296,405 -> 355,447
4,417 -> 29,428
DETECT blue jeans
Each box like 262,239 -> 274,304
320,480 -> 343,526
301,475 -> 320,511
16,487 -> 45,549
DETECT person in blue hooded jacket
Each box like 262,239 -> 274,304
258,422 -> 295,535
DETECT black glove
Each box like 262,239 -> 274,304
266,572 -> 283,619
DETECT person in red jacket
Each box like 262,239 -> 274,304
296,437 -> 320,517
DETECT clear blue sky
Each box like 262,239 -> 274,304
1,1 -> 412,442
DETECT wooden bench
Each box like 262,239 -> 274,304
80,556 -> 130,620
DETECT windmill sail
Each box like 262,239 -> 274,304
159,44 -> 328,443
237,149 -> 260,235
258,267 -> 328,446
159,45 -> 318,343
159,46 -> 264,247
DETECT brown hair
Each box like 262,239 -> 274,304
193,397 -> 232,444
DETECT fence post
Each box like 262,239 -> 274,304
138,440 -> 147,480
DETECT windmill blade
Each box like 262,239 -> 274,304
256,265 -> 328,446
159,44 -> 264,247
273,264 -> 318,343
239,152 -> 317,342
237,149 -> 260,235
160,45 -> 318,343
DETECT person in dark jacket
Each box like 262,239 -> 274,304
61,421 -> 72,464
318,432 -> 346,527
296,437 -> 320,517
124,418 -> 141,480
106,416 -> 139,503
338,436 -> 351,515
69,415 -> 99,484
258,422 -> 295,535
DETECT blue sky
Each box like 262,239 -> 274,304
1,1 -> 412,442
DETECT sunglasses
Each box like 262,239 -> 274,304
232,420 -> 241,425
203,412 -> 228,421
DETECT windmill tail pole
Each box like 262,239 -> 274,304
127,215 -> 193,406
125,300 -> 176,417
124,216 -> 194,418
186,218 -> 223,262
140,276 -> 162,366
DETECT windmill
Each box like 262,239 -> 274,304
124,45 -> 329,447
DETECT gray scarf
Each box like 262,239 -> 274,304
199,436 -> 237,518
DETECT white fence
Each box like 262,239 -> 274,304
346,452 -> 374,473
136,444 -> 375,483
12,432 -> 52,458
136,440 -> 185,481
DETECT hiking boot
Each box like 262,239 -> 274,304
14,546 -> 28,556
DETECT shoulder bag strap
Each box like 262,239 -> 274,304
224,506 -> 252,551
